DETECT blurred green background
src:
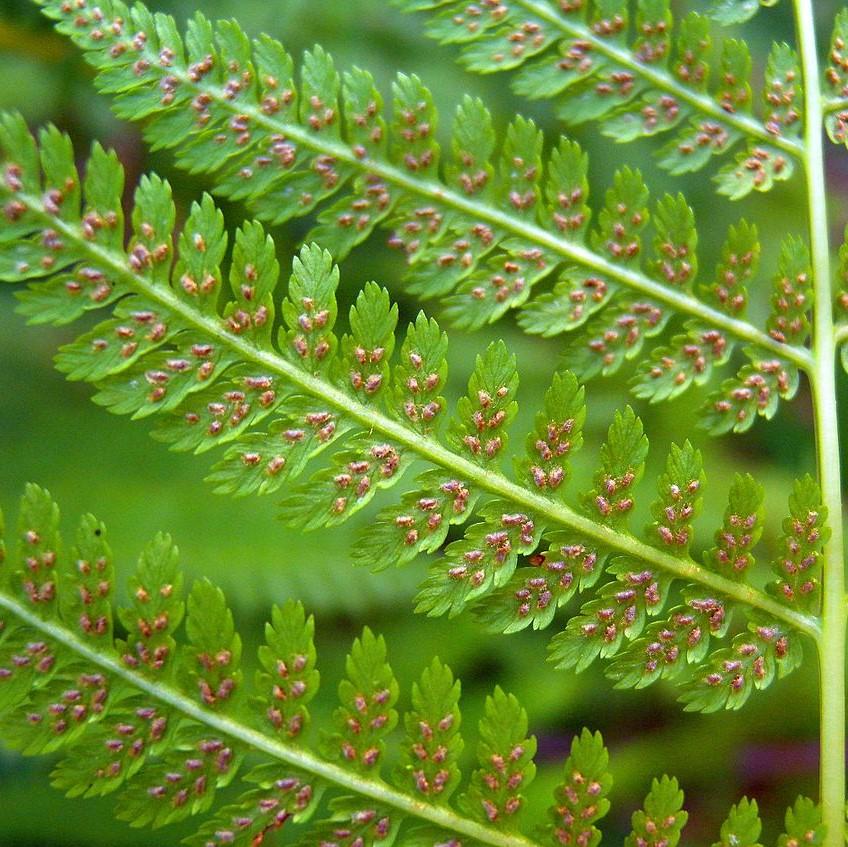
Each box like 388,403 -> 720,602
0,0 -> 844,844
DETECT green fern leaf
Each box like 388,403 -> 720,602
631,323 -> 732,402
449,340 -> 519,464
256,600 -> 319,740
393,313 -> 449,434
475,534 -> 605,634
187,765 -> 321,847
58,515 -> 113,641
22,0 -> 811,395
625,775 -> 688,847
340,282 -> 399,402
700,353 -> 800,435
548,559 -> 672,671
703,473 -> 765,579
183,580 -> 243,713
586,406 -> 648,527
14,483 -> 62,612
607,589 -> 730,688
565,299 -> 670,380
278,434 -> 412,530
461,686 -> 536,828
0,655 -> 110,755
0,487 -> 556,845
415,501 -> 543,618
50,694 -> 171,799
679,616 -> 803,712
304,797 -> 401,847
400,657 -> 463,803
116,533 -> 184,676
116,724 -> 243,828
647,440 -> 704,552
281,242 -> 340,374
396,0 -> 801,191
0,486 -> 830,843
713,797 -> 763,847
520,369 -> 586,497
331,628 -> 399,773
777,797 -> 826,847
770,475 -> 829,610
351,470 -> 479,572
703,220 -> 761,315
547,728 -> 612,847
0,117 -> 820,715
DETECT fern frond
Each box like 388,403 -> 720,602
0,118 -> 822,709
393,0 -> 802,192
777,797 -> 826,847
26,0 -> 813,397
546,728 -> 611,847
0,486 -> 821,845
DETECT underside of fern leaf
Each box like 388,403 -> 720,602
0,116 -> 824,714
3,0 -> 848,842
0,485 -> 823,846
393,0 -> 803,191
23,0 -> 817,428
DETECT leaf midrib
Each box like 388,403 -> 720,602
18,190 -> 821,640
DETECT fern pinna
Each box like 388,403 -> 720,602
0,485 -> 825,846
1,0 -> 847,843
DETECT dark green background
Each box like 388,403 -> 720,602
0,0 -> 842,844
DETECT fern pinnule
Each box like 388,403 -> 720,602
625,775 -> 688,847
0,114 -> 824,711
546,728 -> 611,847
24,0 -> 814,422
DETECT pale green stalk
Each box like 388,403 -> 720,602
793,2 -> 846,845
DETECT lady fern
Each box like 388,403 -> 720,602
0,0 -> 846,844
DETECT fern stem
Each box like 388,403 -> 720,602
0,590 -> 543,847
129,58 -> 810,368
793,1 -> 846,844
512,0 -> 803,158
834,324 -> 848,346
15,190 -> 821,641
